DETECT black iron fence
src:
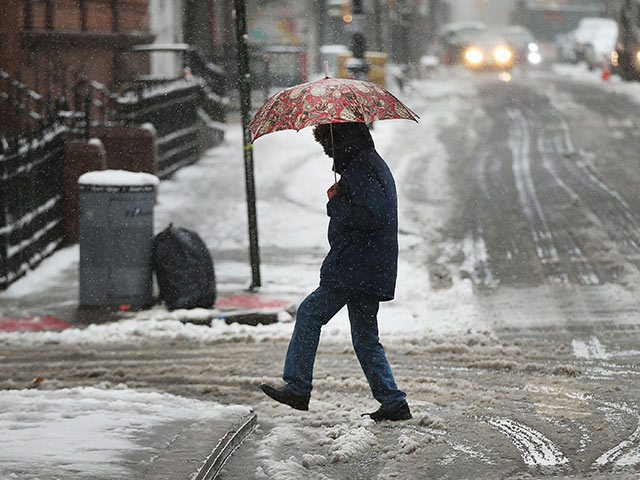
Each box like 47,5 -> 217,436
117,79 -> 201,179
121,45 -> 226,178
0,122 -> 67,290
196,60 -> 227,147
0,70 -> 46,136
0,69 -> 67,289
0,46 -> 226,290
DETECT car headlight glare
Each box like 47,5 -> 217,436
494,47 -> 512,63
636,50 -> 640,62
465,49 -> 483,64
528,52 -> 541,65
528,43 -> 539,52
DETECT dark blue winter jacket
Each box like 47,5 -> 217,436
319,122 -> 398,301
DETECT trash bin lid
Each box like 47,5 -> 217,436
79,169 -> 160,193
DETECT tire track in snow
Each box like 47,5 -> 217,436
467,147 -> 500,287
462,227 -> 497,286
568,397 -> 640,471
474,146 -> 492,200
508,108 -> 602,285
435,231 -> 497,287
531,110 -> 600,285
466,131 -> 527,286
486,417 -> 570,468
594,416 -> 640,469
507,108 -> 568,283
552,109 -> 638,226
562,160 -> 640,258
548,109 -> 640,259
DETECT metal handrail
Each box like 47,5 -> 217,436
0,69 -> 45,133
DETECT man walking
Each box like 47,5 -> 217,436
261,122 -> 411,422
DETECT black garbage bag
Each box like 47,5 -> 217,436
152,224 -> 216,310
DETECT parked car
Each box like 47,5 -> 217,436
569,17 -> 618,63
498,26 -> 542,65
436,21 -> 487,65
613,0 -> 640,81
584,21 -> 619,71
462,31 -> 514,71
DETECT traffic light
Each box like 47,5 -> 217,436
342,2 -> 352,23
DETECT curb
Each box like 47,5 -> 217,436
180,310 -> 282,327
194,411 -> 258,480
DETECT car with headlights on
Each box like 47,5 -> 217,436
436,21 -> 487,65
463,32 -> 514,71
498,26 -> 541,66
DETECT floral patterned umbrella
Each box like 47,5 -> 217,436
248,76 -> 419,142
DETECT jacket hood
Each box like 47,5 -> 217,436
330,122 -> 375,174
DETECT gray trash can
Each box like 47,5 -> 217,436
78,170 -> 159,309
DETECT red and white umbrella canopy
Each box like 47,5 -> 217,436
248,76 -> 419,142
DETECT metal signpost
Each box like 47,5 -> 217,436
233,0 -> 261,290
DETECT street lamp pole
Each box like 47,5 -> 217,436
233,0 -> 261,290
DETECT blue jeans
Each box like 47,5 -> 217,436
283,285 -> 406,409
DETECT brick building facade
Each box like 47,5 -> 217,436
0,0 -> 153,133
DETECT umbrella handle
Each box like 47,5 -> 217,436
330,123 -> 337,184
324,61 -> 330,78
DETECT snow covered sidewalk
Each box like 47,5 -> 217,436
0,72 -> 490,479
0,385 -> 255,479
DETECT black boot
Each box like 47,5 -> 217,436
362,402 -> 412,422
260,383 -> 310,411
